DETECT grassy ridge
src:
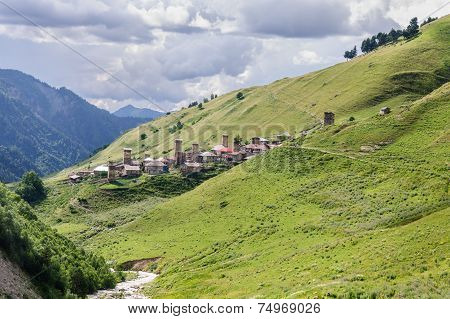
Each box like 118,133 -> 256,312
53,16 -> 449,180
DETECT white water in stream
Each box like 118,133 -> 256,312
88,271 -> 157,299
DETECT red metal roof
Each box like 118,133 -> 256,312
217,147 -> 233,153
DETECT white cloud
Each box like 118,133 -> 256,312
0,0 -> 446,111
292,50 -> 323,65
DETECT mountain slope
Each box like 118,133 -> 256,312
88,83 -> 449,298
0,70 -> 143,182
56,16 -> 449,177
113,104 -> 163,119
43,16 -> 449,298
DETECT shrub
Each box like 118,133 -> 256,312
236,92 -> 244,100
15,171 -> 46,204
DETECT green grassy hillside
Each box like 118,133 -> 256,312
85,81 -> 448,298
40,16 -> 449,298
36,164 -> 230,242
53,16 -> 449,180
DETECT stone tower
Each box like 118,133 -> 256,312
123,148 -> 132,165
191,143 -> 199,162
174,139 -> 185,165
324,112 -> 335,126
107,161 -> 116,181
192,143 -> 199,154
222,134 -> 229,148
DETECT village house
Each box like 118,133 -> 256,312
212,134 -> 233,156
229,151 -> 245,162
76,170 -> 92,177
68,174 -> 81,183
199,151 -> 218,163
181,162 -> 203,175
93,164 -> 109,177
244,137 -> 270,155
122,164 -> 141,177
144,160 -> 168,175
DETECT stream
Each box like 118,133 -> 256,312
88,271 -> 157,299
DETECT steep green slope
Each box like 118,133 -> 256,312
36,165 -> 230,243
55,16 -> 449,179
0,183 -> 116,298
85,82 -> 449,298
42,17 -> 449,298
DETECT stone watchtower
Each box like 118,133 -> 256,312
222,134 -> 229,148
174,139 -> 185,165
123,148 -> 132,165
191,143 -> 200,162
107,161 -> 116,181
192,143 -> 199,154
324,112 -> 335,126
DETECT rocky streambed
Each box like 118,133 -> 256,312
88,271 -> 157,299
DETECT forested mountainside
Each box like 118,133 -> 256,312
0,183 -> 116,298
40,16 -> 449,298
0,69 -> 144,182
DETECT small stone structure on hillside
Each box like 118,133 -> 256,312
324,112 -> 335,126
379,107 -> 391,115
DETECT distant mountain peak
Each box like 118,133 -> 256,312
113,104 -> 163,119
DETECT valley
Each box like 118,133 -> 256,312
31,17 -> 449,298
1,14 -> 448,300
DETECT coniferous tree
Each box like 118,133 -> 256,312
345,46 -> 357,60
369,36 -> 378,51
387,28 -> 401,42
350,45 -> 357,58
420,17 -> 437,27
361,38 -> 370,54
344,50 -> 351,60
404,17 -> 419,39
376,32 -> 388,46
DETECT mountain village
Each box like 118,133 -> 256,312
68,133 -> 286,183
67,111 -> 343,183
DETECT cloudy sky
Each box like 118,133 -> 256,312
0,0 -> 448,112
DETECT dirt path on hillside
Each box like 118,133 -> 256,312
88,271 -> 157,299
